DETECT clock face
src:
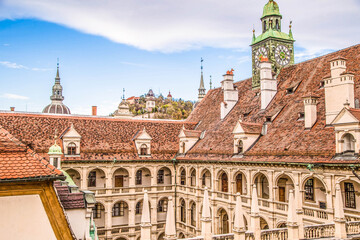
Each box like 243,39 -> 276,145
254,46 -> 268,68
275,45 -> 291,66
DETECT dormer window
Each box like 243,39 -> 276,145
286,87 -> 294,95
298,112 -> 305,121
237,140 -> 243,154
67,142 -> 76,155
342,133 -> 355,153
181,142 -> 186,154
320,80 -> 325,89
140,144 -> 148,156
62,123 -> 81,156
133,127 -> 152,157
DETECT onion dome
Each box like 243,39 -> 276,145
262,0 -> 282,19
48,142 -> 63,155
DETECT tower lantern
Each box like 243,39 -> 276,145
251,0 -> 295,89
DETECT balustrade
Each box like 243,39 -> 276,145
304,223 -> 335,239
212,233 -> 234,240
346,221 -> 360,235
260,228 -> 287,240
303,207 -> 328,220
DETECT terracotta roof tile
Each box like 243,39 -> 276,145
185,44 -> 360,164
0,114 -> 197,161
0,125 -> 62,181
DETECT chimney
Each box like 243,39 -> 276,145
10,107 -> 15,112
92,106 -> 97,116
220,69 -> 238,119
324,57 -> 354,124
303,95 -> 319,129
260,59 -> 277,109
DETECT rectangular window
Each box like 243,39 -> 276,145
157,170 -> 164,184
136,170 -> 142,185
88,171 -> 97,187
345,182 -> 356,209
53,158 -> 58,169
115,175 -> 124,188
93,204 -> 103,219
113,203 -> 120,217
305,179 -> 314,201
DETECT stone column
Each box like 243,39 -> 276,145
250,185 -> 260,240
82,167 -> 88,190
293,171 -> 304,239
105,200 -> 113,239
334,183 -> 347,239
287,190 -> 299,240
201,188 -> 213,240
233,193 -> 246,240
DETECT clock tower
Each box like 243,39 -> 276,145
251,0 -> 295,88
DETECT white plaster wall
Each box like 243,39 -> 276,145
0,194 -> 57,240
66,209 -> 87,239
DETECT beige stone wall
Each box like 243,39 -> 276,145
62,161 -> 360,240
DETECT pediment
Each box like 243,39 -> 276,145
332,108 -> 359,125
134,128 -> 152,140
63,124 -> 81,139
232,120 -> 245,134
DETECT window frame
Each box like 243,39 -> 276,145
304,179 -> 315,201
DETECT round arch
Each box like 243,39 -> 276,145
157,166 -> 172,185
275,173 -> 295,202
217,208 -> 230,234
201,168 -> 212,188
253,172 -> 270,199
233,170 -> 248,195
65,168 -> 82,187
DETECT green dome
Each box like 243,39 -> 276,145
48,142 -> 63,155
262,0 -> 282,19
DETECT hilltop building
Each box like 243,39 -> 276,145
43,62 -> 71,114
1,1 -> 360,240
146,89 -> 156,111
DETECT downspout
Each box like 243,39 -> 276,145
172,157 -> 177,226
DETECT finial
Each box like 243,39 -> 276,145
289,20 -> 292,29
344,99 -> 350,109
57,57 -> 59,68
55,58 -> 60,80
122,88 -> 125,100
210,75 -> 212,89
201,57 -> 204,73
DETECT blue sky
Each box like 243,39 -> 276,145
0,0 -> 359,115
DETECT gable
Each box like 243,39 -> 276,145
332,108 -> 359,125
232,121 -> 245,134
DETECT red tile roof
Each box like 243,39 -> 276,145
0,125 -> 62,181
239,122 -> 263,134
349,108 -> 360,121
183,44 -> 360,164
0,113 -> 197,161
54,182 -> 86,209
182,129 -> 202,138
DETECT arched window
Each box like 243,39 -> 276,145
343,133 -> 355,153
136,170 -> 142,185
275,19 -> 279,30
157,169 -> 164,184
190,169 -> 196,186
88,171 -> 96,187
263,21 -> 267,32
157,199 -> 168,212
67,142 -> 76,155
190,202 -> 196,226
238,140 -> 244,154
136,201 -> 143,214
113,202 -> 128,217
140,144 -> 148,155
219,209 -> 229,234
202,170 -> 211,188
220,173 -> 228,192
180,199 -> 186,223
93,203 -> 104,219
180,169 -> 186,185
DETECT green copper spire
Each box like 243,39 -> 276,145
289,21 -> 294,40
262,0 -> 282,19
252,29 -> 256,44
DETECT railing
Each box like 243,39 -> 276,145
212,233 -> 234,240
258,198 -> 270,208
274,201 -> 288,212
346,221 -> 360,235
304,223 -> 335,239
156,185 -> 173,191
260,228 -> 287,240
135,186 -> 152,192
111,187 -> 130,194
303,206 -> 328,220
245,232 -> 255,240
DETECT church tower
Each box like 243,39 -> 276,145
43,61 -> 71,114
251,0 -> 295,88
198,58 -> 206,102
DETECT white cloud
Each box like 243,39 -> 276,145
0,0 -> 359,54
2,93 -> 29,100
0,61 -> 51,71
